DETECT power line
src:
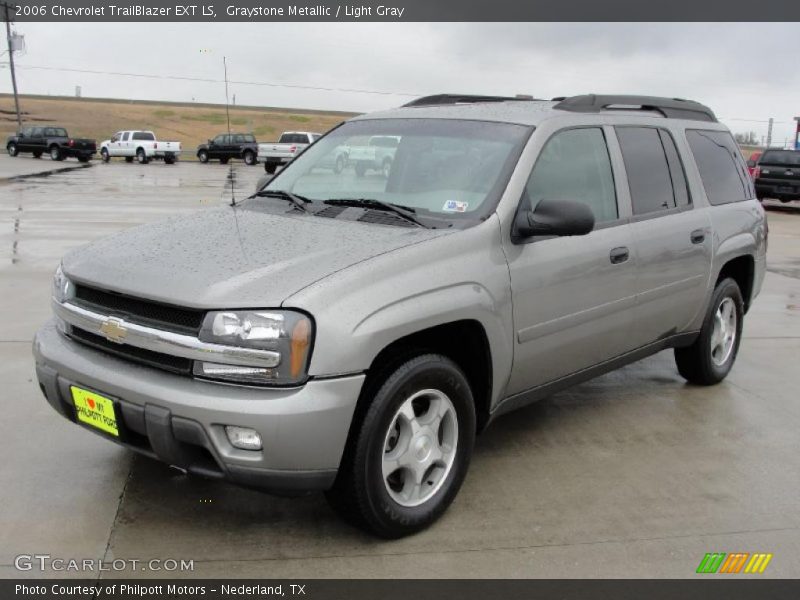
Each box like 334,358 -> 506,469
3,63 -> 422,97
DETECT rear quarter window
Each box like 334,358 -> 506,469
686,130 -> 753,205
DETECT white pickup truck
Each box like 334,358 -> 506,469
100,130 -> 181,164
258,131 -> 320,173
348,135 -> 401,177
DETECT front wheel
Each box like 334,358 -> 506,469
101,148 -> 110,163
197,150 -> 209,163
7,143 -> 18,157
50,146 -> 63,161
675,278 -> 744,385
326,353 -> 475,538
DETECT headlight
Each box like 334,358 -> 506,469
52,264 -> 72,303
196,310 -> 313,385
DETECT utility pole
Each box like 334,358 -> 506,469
766,117 -> 774,148
794,117 -> 800,150
1,1 -> 22,128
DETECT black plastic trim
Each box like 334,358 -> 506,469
553,95 -> 717,123
489,331 -> 700,421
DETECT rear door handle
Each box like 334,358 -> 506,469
690,229 -> 706,244
609,246 -> 629,264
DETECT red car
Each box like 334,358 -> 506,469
746,151 -> 762,178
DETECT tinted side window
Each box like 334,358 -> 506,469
132,132 -> 155,141
213,135 -> 224,144
121,132 -> 130,141
524,127 -> 618,224
30,128 -> 43,137
659,130 -> 690,206
617,127 -> 675,215
243,134 -> 256,143
686,130 -> 753,205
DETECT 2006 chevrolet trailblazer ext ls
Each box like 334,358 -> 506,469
34,94 -> 767,537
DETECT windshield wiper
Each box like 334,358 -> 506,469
323,198 -> 428,228
251,189 -> 312,213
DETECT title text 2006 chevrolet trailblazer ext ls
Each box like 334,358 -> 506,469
34,94 -> 767,537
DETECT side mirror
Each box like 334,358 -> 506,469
255,173 -> 274,192
514,198 -> 595,239
746,159 -> 756,168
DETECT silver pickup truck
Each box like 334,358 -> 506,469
34,93 -> 766,538
258,131 -> 320,174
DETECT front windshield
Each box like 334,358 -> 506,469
263,118 -> 530,224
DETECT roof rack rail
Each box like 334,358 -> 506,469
552,94 -> 717,122
403,94 -> 535,107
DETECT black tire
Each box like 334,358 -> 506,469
325,353 -> 476,538
164,156 -> 175,165
220,157 -> 229,165
355,162 -> 367,177
334,154 -> 345,174
7,142 -> 18,157
136,148 -> 149,164
50,145 -> 63,161
243,151 -> 256,166
33,151 -> 42,159
125,156 -> 134,163
198,150 -> 209,163
675,277 -> 744,385
101,148 -> 110,163
264,163 -> 277,174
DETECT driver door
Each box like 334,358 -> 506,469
504,126 -> 638,394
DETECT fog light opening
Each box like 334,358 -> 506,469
225,426 -> 263,451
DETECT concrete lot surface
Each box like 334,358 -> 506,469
1,154 -> 798,578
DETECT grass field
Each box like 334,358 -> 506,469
0,94 -> 356,160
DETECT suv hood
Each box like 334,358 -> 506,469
63,205 -> 445,308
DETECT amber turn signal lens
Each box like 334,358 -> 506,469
290,318 -> 311,378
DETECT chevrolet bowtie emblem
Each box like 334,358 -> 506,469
100,317 -> 128,343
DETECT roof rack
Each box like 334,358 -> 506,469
552,94 -> 717,122
403,94 -> 536,108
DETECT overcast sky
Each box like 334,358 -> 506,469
2,22 -> 798,143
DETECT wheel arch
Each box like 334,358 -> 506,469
716,254 -> 755,312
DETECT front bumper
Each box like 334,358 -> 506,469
33,320 -> 363,494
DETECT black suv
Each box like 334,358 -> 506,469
754,149 -> 800,203
196,133 -> 259,165
6,126 -> 97,162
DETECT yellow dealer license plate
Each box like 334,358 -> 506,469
71,386 -> 119,437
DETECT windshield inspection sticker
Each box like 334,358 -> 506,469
443,200 -> 469,213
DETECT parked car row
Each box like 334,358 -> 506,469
4,126 -> 326,169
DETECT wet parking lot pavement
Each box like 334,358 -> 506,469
1,154 -> 799,578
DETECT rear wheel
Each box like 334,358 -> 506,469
675,278 -> 744,385
243,151 -> 256,166
334,154 -> 345,174
325,353 -> 475,538
7,142 -> 18,157
50,145 -> 63,161
136,148 -> 149,164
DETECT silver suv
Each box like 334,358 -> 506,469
34,94 -> 767,538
